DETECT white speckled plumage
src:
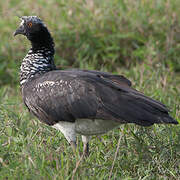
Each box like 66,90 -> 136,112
20,48 -> 55,86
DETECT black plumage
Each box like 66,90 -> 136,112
14,16 -> 178,154
22,70 -> 175,126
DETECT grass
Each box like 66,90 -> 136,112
0,0 -> 180,179
1,0 -> 180,86
0,65 -> 179,179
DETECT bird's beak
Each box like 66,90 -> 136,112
13,25 -> 25,36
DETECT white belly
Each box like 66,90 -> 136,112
52,119 -> 121,143
75,119 -> 121,135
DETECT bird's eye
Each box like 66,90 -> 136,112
27,22 -> 33,28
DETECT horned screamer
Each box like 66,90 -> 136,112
14,16 -> 178,155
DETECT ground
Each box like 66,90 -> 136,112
0,0 -> 180,179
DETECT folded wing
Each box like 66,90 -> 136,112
22,70 -> 178,126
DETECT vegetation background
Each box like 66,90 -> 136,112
0,0 -> 180,179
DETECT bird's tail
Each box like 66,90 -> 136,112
100,84 -> 178,126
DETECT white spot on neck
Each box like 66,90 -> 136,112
20,19 -> 25,26
20,79 -> 27,85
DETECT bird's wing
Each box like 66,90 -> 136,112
76,72 -> 177,126
22,71 -> 100,125
22,70 -> 177,126
68,69 -> 132,87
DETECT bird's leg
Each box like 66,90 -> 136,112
72,136 -> 91,178
83,143 -> 89,156
81,135 -> 91,156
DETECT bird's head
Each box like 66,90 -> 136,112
14,16 -> 46,37
14,16 -> 54,49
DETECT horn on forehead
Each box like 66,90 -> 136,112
21,16 -> 26,20
20,16 -> 43,23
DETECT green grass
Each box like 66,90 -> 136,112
0,0 -> 180,179
1,0 -> 180,86
0,66 -> 179,180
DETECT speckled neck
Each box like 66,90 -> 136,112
20,47 -> 56,87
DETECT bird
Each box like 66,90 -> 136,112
14,16 -> 178,155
